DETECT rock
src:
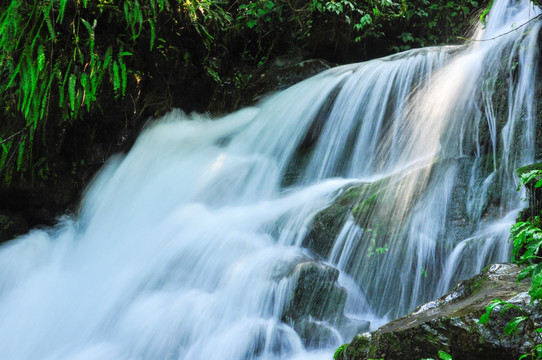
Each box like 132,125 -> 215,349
281,261 -> 348,347
337,263 -> 538,360
303,180 -> 388,259
0,210 -> 29,244
283,261 -> 347,323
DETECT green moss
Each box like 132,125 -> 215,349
352,192 -> 380,219
345,334 -> 373,359
333,344 -> 348,360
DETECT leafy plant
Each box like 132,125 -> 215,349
479,168 -> 542,359
0,0 -> 232,184
421,349 -> 453,360
333,343 -> 347,360
366,232 -> 388,257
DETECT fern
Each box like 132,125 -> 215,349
112,61 -> 120,97
16,137 -> 25,172
58,0 -> 68,23
68,73 -> 76,112
149,18 -> 156,50
0,140 -> 11,172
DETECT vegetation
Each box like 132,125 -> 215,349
480,168 -> 542,360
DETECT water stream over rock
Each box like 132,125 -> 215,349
0,1 -> 540,359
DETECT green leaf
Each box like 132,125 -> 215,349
149,18 -> 156,50
16,137 -> 25,172
438,350 -> 452,360
68,73 -> 77,111
479,299 -> 504,324
0,140 -> 11,171
37,45 -> 46,73
519,264 -> 537,281
112,61 -> 120,96
80,73 -> 89,108
504,316 -> 527,335
81,18 -> 93,35
103,47 -> 113,68
58,0 -> 68,23
119,58 -> 127,97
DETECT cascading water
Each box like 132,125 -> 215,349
0,1 -> 540,359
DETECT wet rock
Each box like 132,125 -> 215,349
337,263 -> 538,360
303,181 -> 387,259
283,261 -> 347,322
281,261 -> 348,347
294,318 -> 341,348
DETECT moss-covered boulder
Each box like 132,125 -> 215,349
336,263 -> 539,360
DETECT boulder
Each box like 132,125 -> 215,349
303,181 -> 387,259
281,261 -> 351,347
336,263 -> 540,360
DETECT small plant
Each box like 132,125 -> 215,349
421,350 -> 453,360
333,343 -> 347,360
367,232 -> 388,257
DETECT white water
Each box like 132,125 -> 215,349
0,1 -> 540,359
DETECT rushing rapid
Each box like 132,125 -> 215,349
0,0 -> 540,359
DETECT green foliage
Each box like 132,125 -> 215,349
333,343 -> 347,360
511,169 -> 542,302
0,0 -> 231,184
480,168 -> 542,359
480,0 -> 493,25
518,170 -> 542,191
419,350 -> 452,360
435,351 -> 453,360
390,0 -> 482,52
479,299 -> 523,325
366,232 -> 388,257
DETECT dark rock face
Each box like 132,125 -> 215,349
337,263 -> 539,360
0,209 -> 29,243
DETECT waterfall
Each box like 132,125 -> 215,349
0,0 -> 540,359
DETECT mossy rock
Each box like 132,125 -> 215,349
337,263 -> 536,360
280,260 -> 349,347
303,180 -> 388,259
282,261 -> 347,323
